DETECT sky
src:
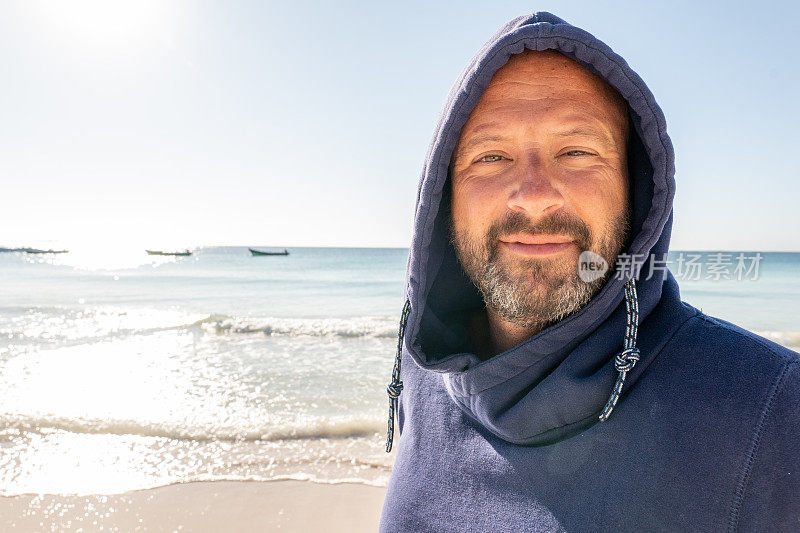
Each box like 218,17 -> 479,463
1,0 -> 799,251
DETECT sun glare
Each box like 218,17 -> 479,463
51,246 -> 195,272
12,238 -> 200,272
33,0 -> 172,46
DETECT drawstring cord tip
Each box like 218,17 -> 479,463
385,299 -> 411,453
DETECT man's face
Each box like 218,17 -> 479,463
449,49 -> 631,329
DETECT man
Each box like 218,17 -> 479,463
380,12 -> 799,532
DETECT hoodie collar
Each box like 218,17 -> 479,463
397,12 -> 678,445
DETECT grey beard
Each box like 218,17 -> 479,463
449,208 -> 630,330
478,256 -> 606,329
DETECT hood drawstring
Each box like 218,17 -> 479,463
384,281 -> 638,449
599,278 -> 641,421
385,299 -> 411,452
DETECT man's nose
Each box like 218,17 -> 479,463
507,155 -> 565,215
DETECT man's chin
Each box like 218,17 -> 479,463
495,261 -> 579,288
507,279 -> 575,299
491,277 -> 596,323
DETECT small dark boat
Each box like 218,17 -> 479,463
146,250 -> 192,256
249,248 -> 289,256
0,247 -> 69,254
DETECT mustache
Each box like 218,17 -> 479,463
486,211 -> 592,252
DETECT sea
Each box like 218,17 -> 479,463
0,247 -> 798,496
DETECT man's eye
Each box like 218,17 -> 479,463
477,154 -> 505,163
562,150 -> 593,157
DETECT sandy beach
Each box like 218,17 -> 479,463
0,480 -> 387,532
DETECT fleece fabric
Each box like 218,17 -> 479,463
380,11 -> 800,533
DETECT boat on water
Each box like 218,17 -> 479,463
0,247 -> 69,254
249,248 -> 289,256
146,250 -> 192,256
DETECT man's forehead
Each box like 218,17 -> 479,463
451,50 -> 630,157
477,49 -> 628,120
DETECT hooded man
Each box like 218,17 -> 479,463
380,12 -> 800,532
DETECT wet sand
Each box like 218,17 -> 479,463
0,480 -> 387,532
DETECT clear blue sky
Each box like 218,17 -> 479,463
2,0 -> 798,251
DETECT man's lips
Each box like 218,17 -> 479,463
500,233 -> 574,245
498,234 -> 576,256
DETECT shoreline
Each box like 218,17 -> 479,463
0,479 -> 387,532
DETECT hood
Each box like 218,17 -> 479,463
388,11 -> 677,448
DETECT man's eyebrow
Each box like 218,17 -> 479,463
452,134 -> 508,163
553,126 -> 616,147
452,125 -> 618,164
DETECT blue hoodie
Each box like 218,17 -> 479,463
380,12 -> 800,532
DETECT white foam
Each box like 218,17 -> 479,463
201,315 -> 397,338
1,306 -> 398,344
2,413 -> 385,442
1,306 -> 208,344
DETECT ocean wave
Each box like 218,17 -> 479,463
0,306 -> 208,344
199,315 -> 397,338
1,306 -> 398,344
1,414 -> 385,443
193,473 -> 392,488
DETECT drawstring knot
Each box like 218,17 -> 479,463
386,381 -> 403,399
614,347 -> 640,372
385,299 -> 411,453
599,278 -> 640,422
